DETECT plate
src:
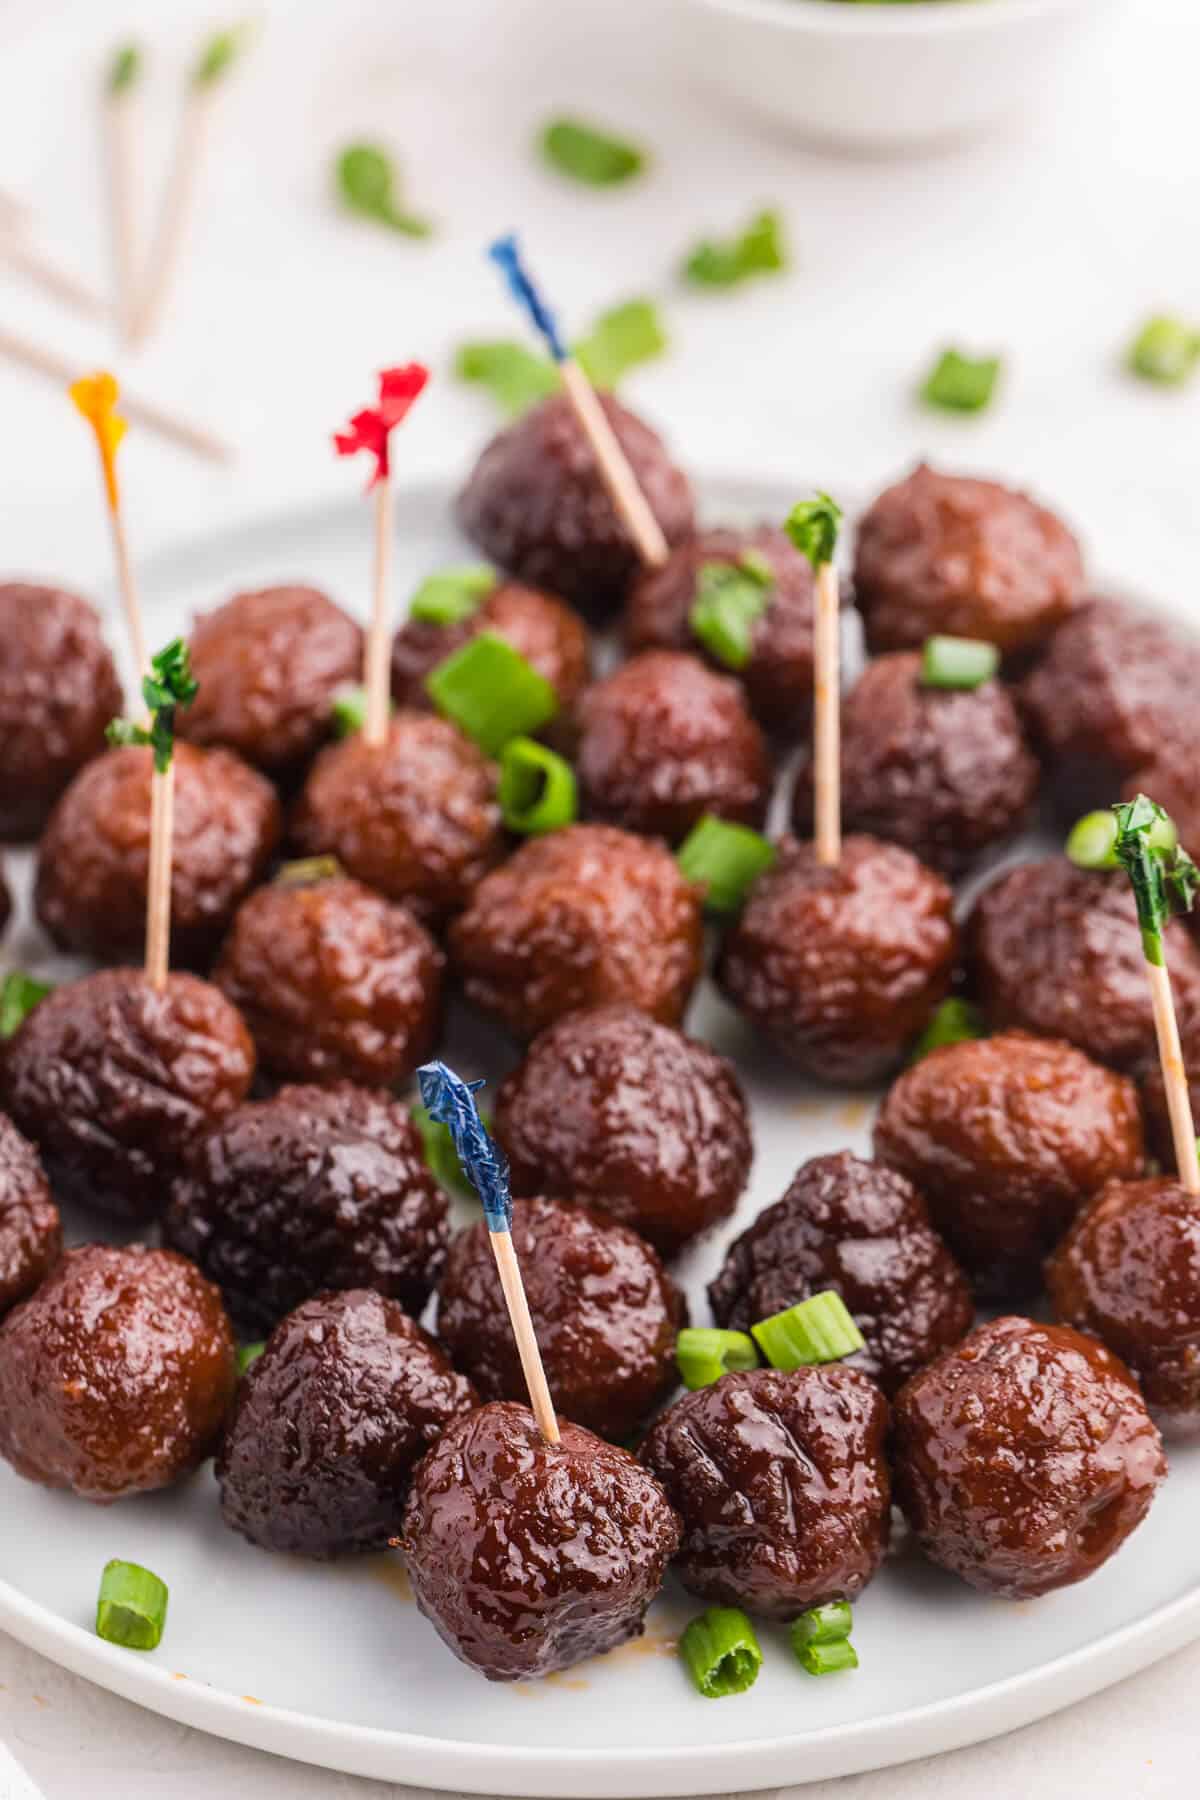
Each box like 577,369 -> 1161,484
1,475 -> 1197,1798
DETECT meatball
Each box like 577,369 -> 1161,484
437,1197 -> 684,1442
0,1244 -> 235,1502
494,1005 -> 751,1257
217,1289 -> 478,1557
0,1114 -> 60,1318
716,835 -> 957,1085
575,651 -> 771,844
874,1032 -> 1144,1299
456,390 -> 695,621
35,743 -> 281,967
967,857 -> 1200,1070
0,858 -> 9,940
402,1401 -> 681,1681
450,825 -> 704,1042
1047,1179 -> 1200,1439
641,1366 -> 890,1621
854,464 -> 1084,657
0,582 -> 123,841
178,584 -> 363,780
792,651 -> 1038,879
213,872 -> 443,1088
3,968 -> 254,1220
291,713 -> 503,926
164,1083 -> 449,1335
892,1315 -> 1165,1599
391,580 -> 590,727
708,1152 -> 972,1395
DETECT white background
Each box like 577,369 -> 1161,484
1,0 -> 1198,1794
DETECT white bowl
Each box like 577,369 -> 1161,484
684,0 -> 1120,153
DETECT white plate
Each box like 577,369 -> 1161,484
1,476 -> 1197,1798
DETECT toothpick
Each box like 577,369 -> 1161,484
145,756 -> 175,989
0,229 -> 109,320
69,371 -> 148,682
104,43 -> 144,340
1146,959 -> 1199,1192
785,493 -> 845,867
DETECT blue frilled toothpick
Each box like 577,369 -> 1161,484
487,233 -> 669,570
418,1059 -> 560,1443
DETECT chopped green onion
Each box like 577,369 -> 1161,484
1113,794 -> 1199,964
274,855 -> 342,888
689,558 -> 772,670
796,1637 -> 858,1677
574,298 -> 668,389
751,1291 -> 865,1372
539,118 -> 646,187
677,816 -> 777,914
1127,315 -> 1200,387
498,737 -> 577,836
678,1607 -> 763,1698
1067,807 -> 1177,871
784,492 -> 842,570
96,1560 -> 168,1651
193,23 -> 250,88
108,44 -> 141,94
682,209 -> 787,289
455,339 -> 560,418
0,971 -> 53,1039
920,347 -> 1002,414
908,997 -> 985,1063
236,1342 -> 265,1377
426,631 -> 558,755
412,1101 -> 486,1197
676,1327 -> 760,1390
791,1600 -> 853,1648
330,684 -> 387,738
335,143 -> 433,239
919,635 -> 999,690
409,565 -> 496,626
107,637 -> 198,772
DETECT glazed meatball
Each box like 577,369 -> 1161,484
403,1401 -> 681,1681
967,857 -> 1200,1070
854,464 -> 1083,657
875,1032 -> 1144,1299
494,1005 -> 750,1257
217,1289 -> 478,1557
214,872 -> 443,1088
0,858 -> 9,939
3,968 -> 254,1220
456,391 -> 695,621
641,1366 -> 890,1621
450,825 -> 704,1042
0,1114 -> 60,1317
35,743 -> 281,967
0,1244 -> 235,1502
0,582 -> 123,841
625,525 -> 820,738
792,651 -> 1038,879
716,835 -> 957,1085
708,1152 -> 972,1395
892,1315 -> 1165,1599
179,584 -> 363,780
391,580 -> 590,725
1047,1179 -> 1200,1439
437,1197 -> 684,1442
576,651 -> 771,844
164,1083 -> 449,1335
291,714 -> 503,926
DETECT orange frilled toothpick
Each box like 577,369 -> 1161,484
70,370 -> 148,683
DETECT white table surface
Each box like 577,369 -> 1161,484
1,0 -> 1198,1795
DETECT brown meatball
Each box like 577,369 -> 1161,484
967,857 -> 1200,1070
576,651 -> 771,844
0,1244 -> 235,1502
163,1083 -> 449,1335
1047,1178 -> 1200,1439
494,1004 -> 751,1257
0,858 -> 9,939
217,1289 -> 478,1557
716,835 -> 957,1085
179,584 -> 363,779
792,652 -> 1038,879
892,1315 -> 1165,1599
391,580 -> 590,726
708,1152 -> 973,1395
855,464 -> 1083,657
213,873 -> 443,1088
640,1366 -> 890,1621
402,1400 -> 681,1681
450,825 -> 704,1042
291,714 -> 503,926
437,1197 -> 684,1442
0,582 -> 123,841
35,743 -> 281,967
456,391 -> 695,621
2,968 -> 254,1221
875,1032 -> 1144,1299
0,1114 -> 60,1317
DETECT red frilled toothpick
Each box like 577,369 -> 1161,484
334,363 -> 429,746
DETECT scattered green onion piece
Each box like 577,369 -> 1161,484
1113,794 -> 1199,964
682,209 -> 787,289
920,347 -> 1002,414
455,339 -> 560,418
426,632 -> 558,755
689,559 -> 772,671
412,1101 -> 486,1198
335,143 -> 433,239
330,684 -> 368,737
1127,315 -> 1200,387
96,1560 -> 168,1651
678,1607 -> 763,1699
274,855 -> 342,888
791,1600 -> 853,1648
237,1342 -> 265,1377
0,972 -> 53,1039
676,1327 -> 760,1391
919,635 -> 999,691
498,737 -> 577,836
1067,806 -> 1178,872
540,118 -> 646,187
108,43 -> 141,94
409,565 -> 496,626
908,997 -> 985,1063
575,298 -> 668,389
677,816 -> 776,914
193,22 -> 250,88
796,1637 -> 858,1677
751,1291 -> 865,1372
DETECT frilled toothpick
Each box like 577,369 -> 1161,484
487,233 -> 669,570
70,369 -> 148,683
786,493 -> 843,867
334,362 -> 430,747
418,1060 -> 560,1444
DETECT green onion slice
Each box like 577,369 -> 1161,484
331,684 -> 367,738
540,118 -> 646,187
334,142 -> 432,238
274,855 -> 342,888
1127,315 -> 1200,387
409,565 -> 496,626
426,631 -> 558,755
108,43 -> 141,94
908,997 -> 986,1063
682,209 -> 787,289
751,1291 -> 865,1372
796,1637 -> 858,1677
919,635 -> 999,690
412,1102 -> 486,1198
574,298 -> 667,389
920,347 -> 1002,414
499,737 -> 577,836
676,816 -> 776,914
676,1327 -> 760,1391
679,1607 -> 763,1699
96,1560 -> 168,1651
237,1342 -> 265,1377
689,558 -> 772,670
455,340 -> 559,418
790,1600 -> 853,1648
0,971 -> 53,1039
1067,806 -> 1176,871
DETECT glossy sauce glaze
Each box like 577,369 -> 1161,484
0,1114 -> 61,1318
